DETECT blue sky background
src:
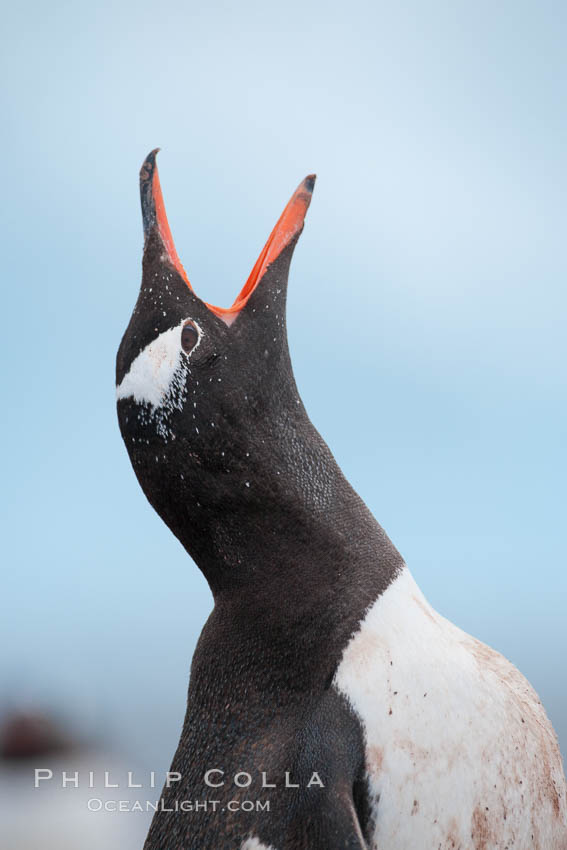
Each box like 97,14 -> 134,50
1,0 -> 566,784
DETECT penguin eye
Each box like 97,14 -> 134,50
181,320 -> 199,354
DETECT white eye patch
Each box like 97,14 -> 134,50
116,319 -> 202,409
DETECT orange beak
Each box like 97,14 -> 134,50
140,150 -> 315,324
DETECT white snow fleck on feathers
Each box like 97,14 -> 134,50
241,838 -> 277,850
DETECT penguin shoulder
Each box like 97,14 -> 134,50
333,566 -> 567,848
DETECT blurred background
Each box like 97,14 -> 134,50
1,0 -> 566,845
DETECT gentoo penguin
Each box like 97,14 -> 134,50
116,151 -> 567,850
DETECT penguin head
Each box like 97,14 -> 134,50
116,151 -> 315,583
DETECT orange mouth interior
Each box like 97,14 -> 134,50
150,161 -> 315,324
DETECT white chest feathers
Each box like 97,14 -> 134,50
334,567 -> 567,850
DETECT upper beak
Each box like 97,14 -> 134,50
140,150 -> 315,324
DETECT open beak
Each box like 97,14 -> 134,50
140,150 -> 315,324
